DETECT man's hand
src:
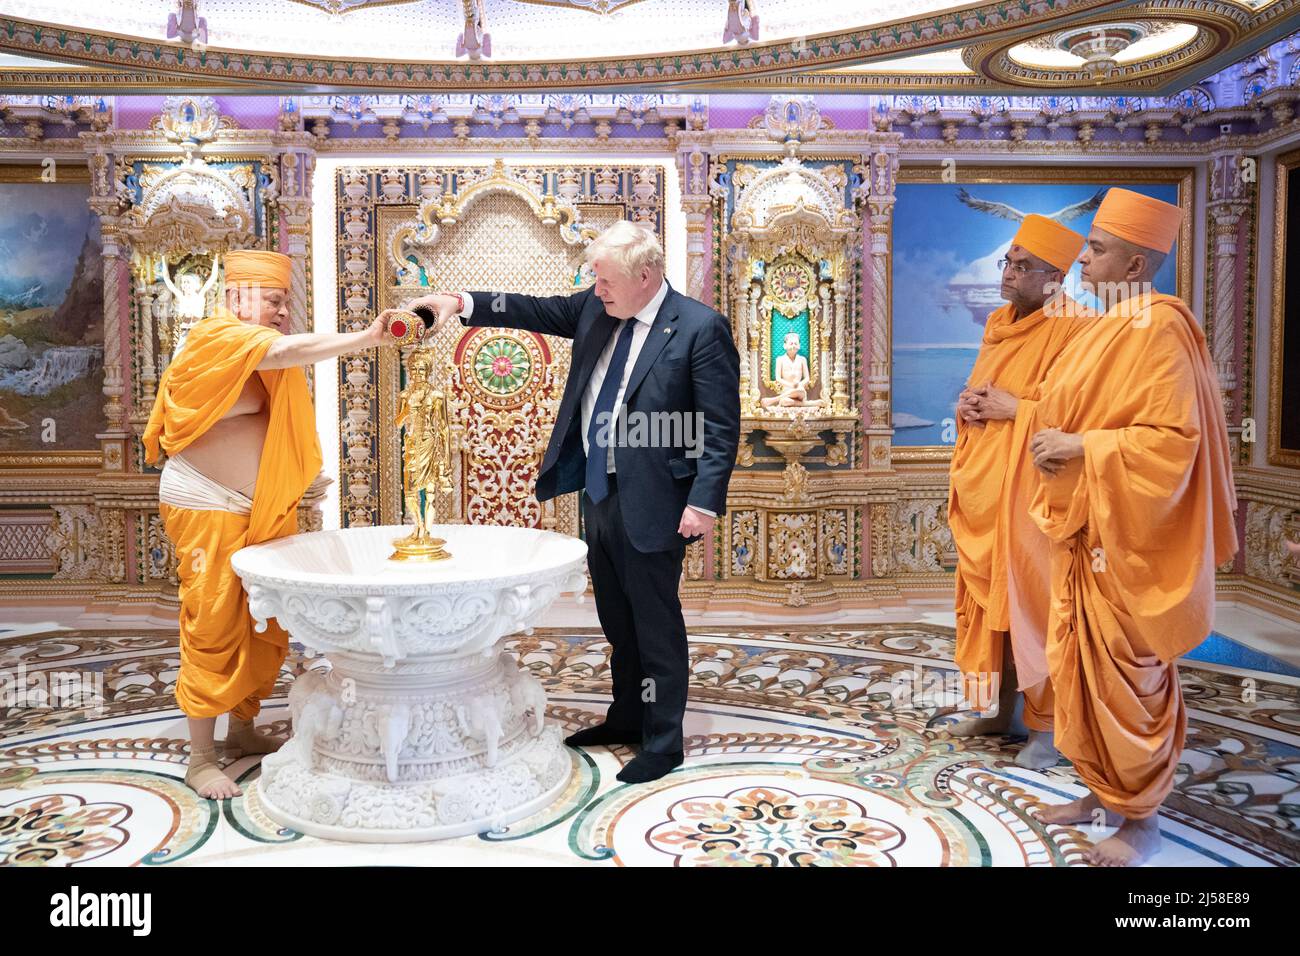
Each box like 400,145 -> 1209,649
370,310 -> 400,347
975,382 -> 1019,421
1030,427 -> 1083,475
678,506 -> 715,540
956,388 -> 985,427
961,382 -> 1019,424
403,292 -> 464,339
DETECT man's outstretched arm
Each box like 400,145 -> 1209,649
257,314 -> 388,370
404,289 -> 586,340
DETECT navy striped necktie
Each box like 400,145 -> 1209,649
585,319 -> 638,503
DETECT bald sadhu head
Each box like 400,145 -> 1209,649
1079,188 -> 1181,306
224,249 -> 292,334
1000,213 -> 1084,317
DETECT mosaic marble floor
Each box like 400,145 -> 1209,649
1,623 -> 1296,867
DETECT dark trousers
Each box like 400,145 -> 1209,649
582,477 -> 688,755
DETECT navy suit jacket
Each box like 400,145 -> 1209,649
464,283 -> 741,552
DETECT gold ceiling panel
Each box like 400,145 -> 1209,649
0,0 -> 1295,94
0,1 -> 1129,92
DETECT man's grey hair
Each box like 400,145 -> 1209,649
583,219 -> 665,279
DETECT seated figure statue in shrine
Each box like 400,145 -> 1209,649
761,331 -> 823,409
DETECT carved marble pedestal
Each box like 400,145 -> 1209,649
230,524 -> 588,842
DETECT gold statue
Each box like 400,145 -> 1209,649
391,348 -> 454,562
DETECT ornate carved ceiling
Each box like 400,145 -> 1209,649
0,0 -> 1295,93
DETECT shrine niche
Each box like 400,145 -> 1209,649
729,158 -> 860,461
335,159 -> 665,534
731,160 -> 856,418
755,256 -> 826,411
122,157 -> 260,426
711,153 -> 869,608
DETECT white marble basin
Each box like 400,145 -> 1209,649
233,524 -> 589,590
233,524 -> 588,667
230,524 -> 588,843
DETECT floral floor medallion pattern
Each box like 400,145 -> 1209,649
1,624 -> 1295,867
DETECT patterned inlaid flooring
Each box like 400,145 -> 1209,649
1,624 -> 1296,867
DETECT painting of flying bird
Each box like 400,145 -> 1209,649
954,187 -> 1106,223
890,177 -> 1185,446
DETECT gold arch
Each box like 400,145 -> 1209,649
387,160 -> 598,281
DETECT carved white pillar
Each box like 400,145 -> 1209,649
859,137 -> 900,472
86,143 -> 129,473
269,141 -> 319,341
867,228 -> 889,416
677,145 -> 713,305
98,226 -> 129,473
278,147 -> 316,336
684,206 -> 709,304
1207,150 -> 1249,429
736,280 -> 751,404
282,205 -> 312,335
818,282 -> 832,399
1209,209 -> 1242,414
101,243 -> 124,427
136,274 -> 157,413
155,292 -> 174,375
276,142 -> 323,531
832,278 -> 849,413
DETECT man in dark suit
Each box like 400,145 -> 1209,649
407,220 -> 741,783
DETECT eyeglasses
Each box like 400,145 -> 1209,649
998,257 -> 1056,277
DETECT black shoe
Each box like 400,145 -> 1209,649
616,750 -> 684,784
564,723 -> 641,748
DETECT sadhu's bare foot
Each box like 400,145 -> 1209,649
224,716 -> 284,758
1015,729 -> 1061,770
1034,790 -> 1122,827
1086,816 -> 1162,867
185,745 -> 242,800
947,710 -> 1013,737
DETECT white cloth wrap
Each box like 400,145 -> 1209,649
159,454 -> 253,516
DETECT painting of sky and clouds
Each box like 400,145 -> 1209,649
891,180 -> 1180,446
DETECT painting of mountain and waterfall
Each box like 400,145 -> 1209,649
0,179 -> 103,453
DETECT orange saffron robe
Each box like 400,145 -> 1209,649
143,308 -> 322,720
1029,293 -> 1237,818
948,298 -> 1092,727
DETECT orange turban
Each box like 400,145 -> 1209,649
1092,188 -> 1182,254
224,250 -> 292,289
1011,213 -> 1084,272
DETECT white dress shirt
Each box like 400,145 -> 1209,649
459,282 -> 714,518
580,279 -> 666,470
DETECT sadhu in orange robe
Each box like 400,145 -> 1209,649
1029,291 -> 1236,818
143,307 -> 322,720
949,293 -> 1092,727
